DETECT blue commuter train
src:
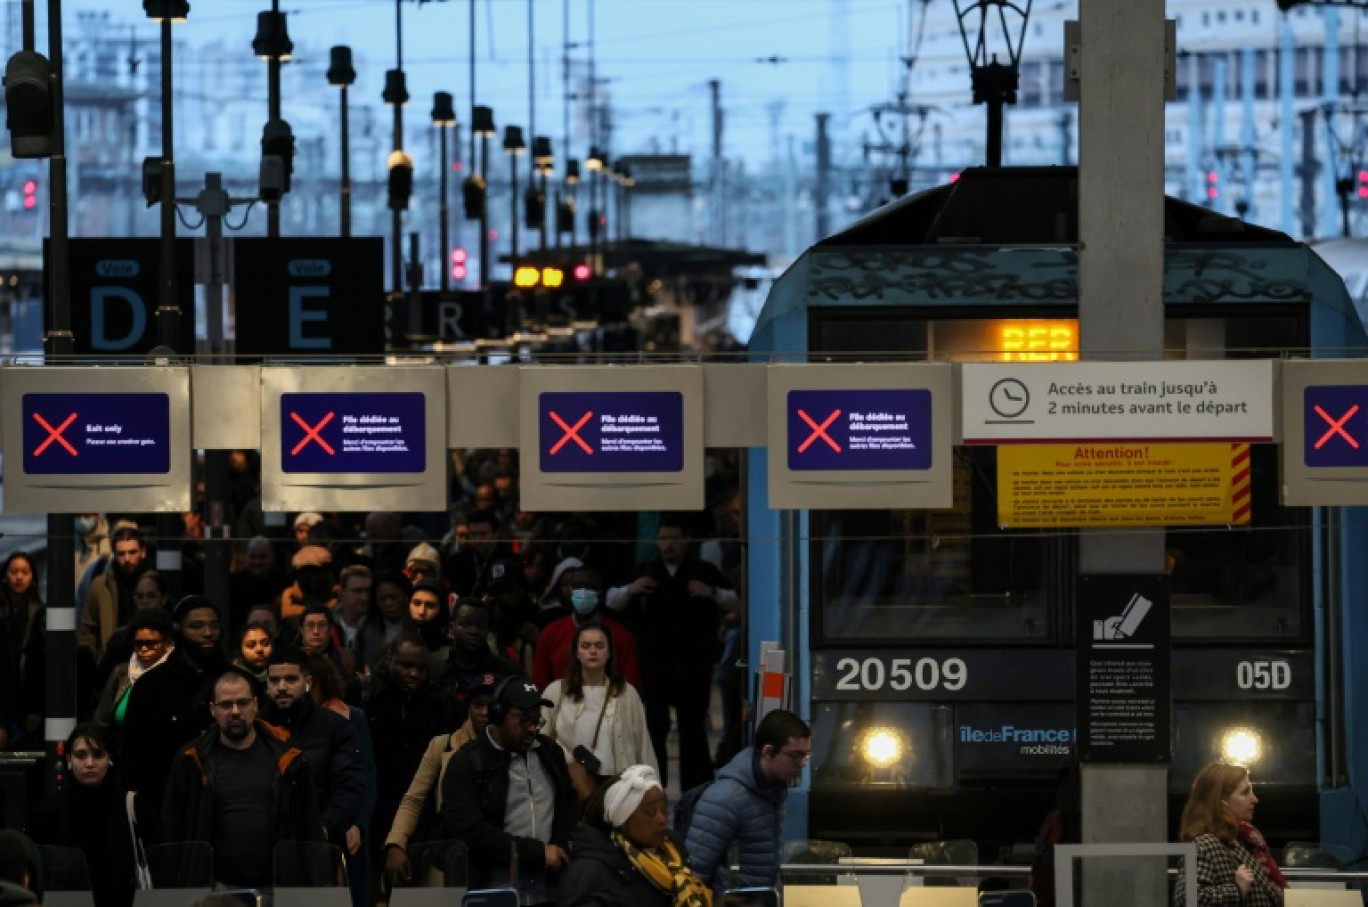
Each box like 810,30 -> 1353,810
744,166 -> 1368,861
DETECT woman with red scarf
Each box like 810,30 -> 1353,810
1177,762 -> 1286,906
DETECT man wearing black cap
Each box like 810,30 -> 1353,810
439,676 -> 577,905
121,594 -> 230,830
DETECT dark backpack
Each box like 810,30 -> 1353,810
672,780 -> 713,841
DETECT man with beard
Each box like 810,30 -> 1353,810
77,526 -> 147,660
262,647 -> 365,855
162,668 -> 320,893
439,677 -> 577,904
121,595 -> 229,830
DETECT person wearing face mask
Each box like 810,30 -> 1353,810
543,623 -> 656,803
29,723 -> 140,907
531,567 -> 639,691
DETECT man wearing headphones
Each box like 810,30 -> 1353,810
262,647 -> 365,856
439,675 -> 578,906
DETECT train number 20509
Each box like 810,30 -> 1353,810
833,656 -> 968,692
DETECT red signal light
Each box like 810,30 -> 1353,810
572,263 -> 591,281
450,247 -> 467,280
22,179 -> 37,210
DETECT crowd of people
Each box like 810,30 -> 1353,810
0,447 -> 823,907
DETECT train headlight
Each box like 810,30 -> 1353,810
1221,727 -> 1262,765
858,726 -> 905,768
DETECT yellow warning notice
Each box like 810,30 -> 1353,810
998,443 -> 1251,528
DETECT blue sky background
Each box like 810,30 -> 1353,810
52,0 -> 940,167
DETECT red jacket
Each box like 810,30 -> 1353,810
532,614 -> 640,690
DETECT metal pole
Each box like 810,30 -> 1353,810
42,0 -> 76,816
201,173 -> 231,629
986,97 -> 1003,168
439,124 -> 449,291
267,0 -> 281,238
155,17 -> 182,603
340,84 -> 351,237
815,112 -> 831,239
391,0 -> 404,291
479,133 -> 490,286
510,152 -> 519,260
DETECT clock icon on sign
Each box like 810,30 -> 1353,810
989,378 -> 1030,418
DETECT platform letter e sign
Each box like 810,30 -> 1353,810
288,258 -> 332,350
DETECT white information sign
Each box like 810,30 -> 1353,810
960,361 -> 1275,444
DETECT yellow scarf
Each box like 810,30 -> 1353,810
611,830 -> 713,907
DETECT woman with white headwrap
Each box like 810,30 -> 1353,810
558,765 -> 712,907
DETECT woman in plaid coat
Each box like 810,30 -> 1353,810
1176,762 -> 1286,906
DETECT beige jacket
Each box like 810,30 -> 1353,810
543,679 -> 658,777
383,722 -> 477,852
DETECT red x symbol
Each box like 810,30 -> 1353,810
549,410 -> 594,455
291,411 -> 336,456
32,412 -> 78,457
1314,404 -> 1359,450
796,408 -> 842,453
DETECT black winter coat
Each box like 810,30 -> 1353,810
263,697 -> 365,845
365,676 -> 447,840
120,646 -> 228,827
557,824 -> 674,907
160,720 -> 322,867
437,730 -> 578,889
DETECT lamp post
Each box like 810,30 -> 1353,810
585,146 -> 604,271
561,157 -> 580,248
327,46 -> 356,237
144,0 -> 188,606
253,1 -> 292,237
432,91 -> 456,291
383,68 -> 410,291
504,125 -> 525,260
617,162 -> 633,242
952,0 -> 1032,167
470,105 -> 495,287
531,135 -> 552,251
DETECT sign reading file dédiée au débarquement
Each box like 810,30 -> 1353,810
281,391 -> 426,474
786,388 -> 932,471
538,391 -> 684,473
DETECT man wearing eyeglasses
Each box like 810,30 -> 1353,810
685,709 -> 813,899
162,668 -> 322,893
439,676 -> 578,906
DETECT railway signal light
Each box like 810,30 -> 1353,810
462,174 -> 486,220
1206,170 -> 1220,201
1358,169 -> 1368,200
4,50 -> 55,158
21,178 -> 37,211
450,247 -> 467,281
388,149 -> 414,211
260,117 -> 295,200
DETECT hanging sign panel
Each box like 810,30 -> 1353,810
519,366 -> 703,512
261,367 -> 447,513
960,360 -> 1275,444
767,364 -> 953,510
1,367 -> 191,513
280,392 -> 427,474
1281,361 -> 1368,504
997,442 -> 1251,528
538,391 -> 684,473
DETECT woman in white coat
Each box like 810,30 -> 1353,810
544,621 -> 657,800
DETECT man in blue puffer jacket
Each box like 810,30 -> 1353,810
684,709 -> 812,896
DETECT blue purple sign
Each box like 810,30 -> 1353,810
281,392 -> 426,474
1304,385 -> 1368,467
23,393 -> 171,475
787,388 -> 933,471
539,391 -> 684,473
